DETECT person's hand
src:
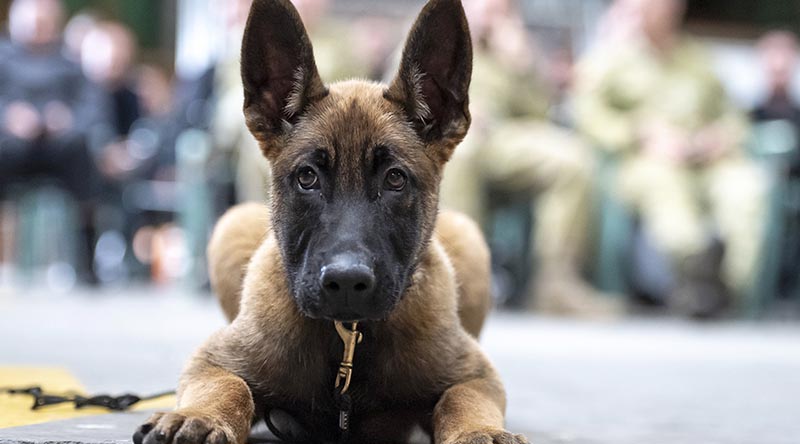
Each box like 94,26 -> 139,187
640,120 -> 690,164
3,101 -> 43,140
99,140 -> 138,179
43,101 -> 75,135
688,124 -> 730,164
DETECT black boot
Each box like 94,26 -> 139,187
79,224 -> 100,286
670,240 -> 730,319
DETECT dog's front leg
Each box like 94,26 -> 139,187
432,358 -> 528,444
134,359 -> 254,444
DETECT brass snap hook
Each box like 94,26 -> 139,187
334,321 -> 363,395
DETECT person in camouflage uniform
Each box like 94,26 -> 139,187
439,0 -> 623,317
574,0 -> 767,316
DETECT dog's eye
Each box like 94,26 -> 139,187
297,167 -> 320,190
384,169 -> 407,191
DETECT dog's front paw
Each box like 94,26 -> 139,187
449,429 -> 530,444
133,411 -> 234,444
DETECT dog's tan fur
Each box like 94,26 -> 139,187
135,1 -> 526,443
189,200 -> 504,444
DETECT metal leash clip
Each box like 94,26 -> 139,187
334,321 -> 363,395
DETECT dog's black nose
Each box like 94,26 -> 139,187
320,254 -> 376,316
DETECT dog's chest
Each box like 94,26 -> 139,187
248,328 -> 452,424
251,344 -> 443,442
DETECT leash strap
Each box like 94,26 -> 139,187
334,391 -> 353,442
264,322 -> 363,444
264,408 -> 315,444
1,386 -> 174,411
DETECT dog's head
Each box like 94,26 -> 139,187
241,0 -> 472,321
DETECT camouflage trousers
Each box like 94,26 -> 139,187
440,120 -> 596,268
617,154 -> 768,293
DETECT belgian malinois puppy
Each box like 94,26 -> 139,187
134,0 -> 527,443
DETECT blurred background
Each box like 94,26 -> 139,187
1,1 -> 800,442
2,0 -> 800,320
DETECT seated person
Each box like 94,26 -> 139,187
752,31 -> 800,173
439,0 -> 621,318
81,21 -> 142,180
0,0 -> 110,282
575,0 -> 767,317
752,30 -> 800,299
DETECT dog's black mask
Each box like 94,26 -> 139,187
274,141 -> 431,322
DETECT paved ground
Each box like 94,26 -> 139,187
1,287 -> 799,443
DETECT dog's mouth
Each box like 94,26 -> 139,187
327,311 -> 364,322
312,303 -> 392,322
293,290 -> 400,323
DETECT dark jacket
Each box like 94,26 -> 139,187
0,41 -> 111,142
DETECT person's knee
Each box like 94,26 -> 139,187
0,135 -> 35,163
555,148 -> 594,187
617,156 -> 689,204
49,133 -> 91,157
708,161 -> 769,216
0,136 -> 37,183
44,137 -> 100,203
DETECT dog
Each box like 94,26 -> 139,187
133,0 -> 527,443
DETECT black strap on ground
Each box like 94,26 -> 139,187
1,386 -> 175,411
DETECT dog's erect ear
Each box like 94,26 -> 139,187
385,0 -> 472,162
241,0 -> 327,155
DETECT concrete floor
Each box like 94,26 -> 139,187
1,287 -> 799,443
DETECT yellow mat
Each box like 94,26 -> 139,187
0,367 -> 175,429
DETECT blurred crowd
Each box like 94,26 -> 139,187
0,0 -> 798,319
0,0 -> 201,289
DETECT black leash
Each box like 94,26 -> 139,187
265,321 -> 362,443
333,321 -> 362,443
1,386 -> 174,411
333,390 -> 353,443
